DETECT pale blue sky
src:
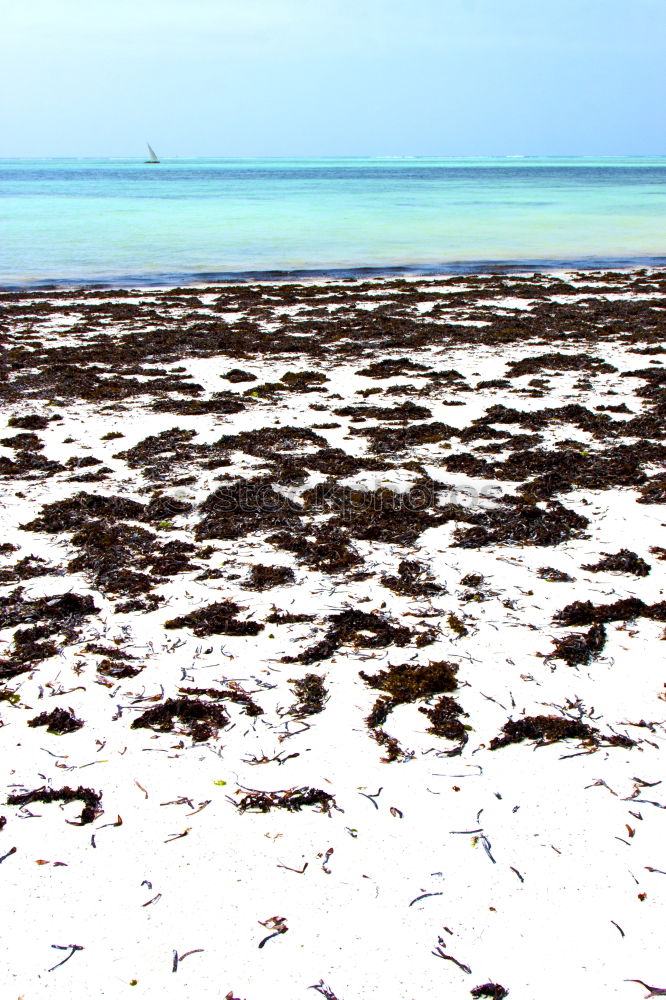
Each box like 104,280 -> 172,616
2,0 -> 664,156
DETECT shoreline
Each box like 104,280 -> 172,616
4,256 -> 666,292
2,267 -> 666,999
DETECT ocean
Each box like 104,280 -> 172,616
1,157 -> 665,288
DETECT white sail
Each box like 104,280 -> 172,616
145,143 -> 159,163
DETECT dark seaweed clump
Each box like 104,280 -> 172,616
269,525 -> 361,574
84,642 -> 145,679
287,674 -> 329,718
195,476 -> 303,541
8,414 -> 52,430
506,352 -> 616,378
0,432 -> 44,450
381,559 -> 445,597
301,479 -> 458,546
370,728 -> 410,763
283,609 -> 412,664
361,660 -> 459,708
360,661 -> 462,748
21,490 -> 192,533
164,600 -> 264,636
353,419 -> 457,454
223,368 -> 257,383
0,555 -> 60,584
178,684 -> 263,717
215,425 -> 326,459
244,564 -> 296,590
470,985 -> 509,1000
0,448 -> 65,479
0,589 -> 97,631
361,660 -> 464,756
581,549 -> 651,577
98,658 -> 144,679
6,785 -> 102,825
637,473 -> 666,504
418,695 -> 469,755
67,521 -> 160,595
236,786 -> 336,814
454,499 -> 589,548
131,696 -> 230,742
334,400 -> 432,421
489,714 -> 634,750
554,598 -> 666,626
357,358 -> 432,379
0,626 -> 60,680
265,609 -> 316,624
550,624 -> 606,666
151,391 -> 245,416
28,707 -> 84,734
537,566 -> 575,582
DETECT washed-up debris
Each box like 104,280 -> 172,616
131,697 -> 230,742
266,609 -> 316,624
0,589 -> 98,630
454,499 -> 589,548
537,566 -> 575,582
178,684 -> 263,717
283,608 -> 412,664
381,559 -> 445,597
269,525 -> 361,573
470,985 -> 509,999
195,477 -> 303,541
555,598 -> 666,626
582,549 -> 651,577
419,695 -> 469,755
6,785 -> 102,824
244,564 -> 296,590
287,674 -> 329,718
165,600 -> 264,636
489,715 -> 634,750
28,707 -> 84,734
550,624 -> 607,666
236,787 -> 337,814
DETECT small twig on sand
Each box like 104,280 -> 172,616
179,949 -> 204,962
48,944 -> 83,972
432,936 -> 472,974
625,981 -> 666,997
359,787 -> 383,810
409,891 -> 444,907
309,981 -> 343,1000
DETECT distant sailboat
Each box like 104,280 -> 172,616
145,143 -> 160,164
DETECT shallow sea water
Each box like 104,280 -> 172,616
1,156 -> 665,286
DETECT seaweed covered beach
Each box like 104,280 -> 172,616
1,269 -> 666,998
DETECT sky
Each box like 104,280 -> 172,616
1,0 -> 665,157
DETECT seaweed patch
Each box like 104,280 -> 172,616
6,785 -> 102,825
131,697 -> 230,742
549,624 -> 606,666
28,707 -> 84,734
489,714 -> 634,750
235,787 -> 337,814
164,600 -> 264,636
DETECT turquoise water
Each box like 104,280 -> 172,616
1,157 -> 666,287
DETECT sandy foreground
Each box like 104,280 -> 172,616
1,269 -> 665,1000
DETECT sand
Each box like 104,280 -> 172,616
1,268 -> 665,1000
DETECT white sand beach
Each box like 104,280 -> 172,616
1,269 -> 665,1000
